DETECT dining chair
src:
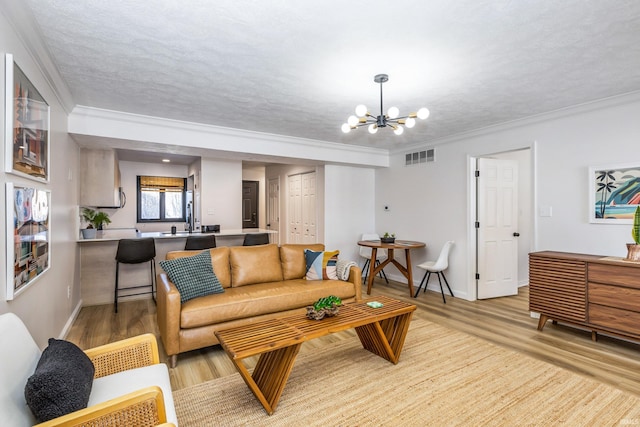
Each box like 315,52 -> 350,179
414,240 -> 455,303
359,233 -> 389,284
184,234 -> 217,250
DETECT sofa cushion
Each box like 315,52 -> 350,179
305,249 -> 339,280
24,338 -> 95,422
159,250 -> 224,303
166,246 -> 231,288
280,243 -> 325,280
180,279 -> 358,328
229,244 -> 283,287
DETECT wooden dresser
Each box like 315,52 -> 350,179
529,251 -> 640,342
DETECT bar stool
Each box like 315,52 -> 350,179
114,238 -> 156,313
242,233 -> 270,246
185,234 -> 217,250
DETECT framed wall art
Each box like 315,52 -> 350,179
4,53 -> 50,183
589,163 -> 640,224
5,183 -> 51,300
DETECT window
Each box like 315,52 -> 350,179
137,176 -> 187,222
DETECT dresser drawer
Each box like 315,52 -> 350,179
588,263 -> 640,289
588,283 -> 640,313
589,303 -> 640,337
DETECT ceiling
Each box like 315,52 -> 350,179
21,1 -> 640,152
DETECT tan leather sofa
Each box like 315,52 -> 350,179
157,243 -> 362,367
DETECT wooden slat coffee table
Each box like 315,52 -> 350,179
215,296 -> 416,415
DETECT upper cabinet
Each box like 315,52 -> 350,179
80,148 -> 124,208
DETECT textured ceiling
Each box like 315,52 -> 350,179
23,0 -> 640,150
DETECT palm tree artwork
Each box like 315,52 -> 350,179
596,170 -> 617,219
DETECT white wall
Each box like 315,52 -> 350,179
324,165 -> 376,262
1,7 -> 82,346
200,158 -> 242,230
377,94 -> 640,300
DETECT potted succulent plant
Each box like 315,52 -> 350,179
380,232 -> 396,244
306,295 -> 342,320
626,206 -> 640,261
81,207 -> 112,239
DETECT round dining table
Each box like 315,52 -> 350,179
357,239 -> 426,297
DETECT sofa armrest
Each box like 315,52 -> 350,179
157,273 -> 182,367
35,386 -> 170,427
84,333 -> 159,378
347,265 -> 362,301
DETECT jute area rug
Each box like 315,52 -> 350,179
173,319 -> 640,426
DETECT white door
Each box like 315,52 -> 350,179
302,172 -> 316,243
288,174 -> 302,243
477,158 -> 519,299
267,177 -> 280,244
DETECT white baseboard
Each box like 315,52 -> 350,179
59,299 -> 83,339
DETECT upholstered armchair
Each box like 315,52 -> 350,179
0,313 -> 177,426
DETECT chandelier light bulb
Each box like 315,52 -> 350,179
387,106 -> 399,119
347,115 -> 359,127
393,125 -> 404,136
368,124 -> 378,134
405,117 -> 416,128
355,104 -> 368,117
417,107 -> 430,120
341,123 -> 351,133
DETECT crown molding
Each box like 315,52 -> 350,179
392,89 -> 640,155
2,0 -> 76,115
69,106 -> 390,167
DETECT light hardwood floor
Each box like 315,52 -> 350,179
66,278 -> 640,395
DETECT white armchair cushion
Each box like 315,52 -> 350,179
90,363 -> 178,425
0,313 -> 40,427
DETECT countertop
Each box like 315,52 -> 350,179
77,228 -> 277,243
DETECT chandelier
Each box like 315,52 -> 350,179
341,74 -> 429,136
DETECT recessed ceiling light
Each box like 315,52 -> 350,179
162,159 -> 170,163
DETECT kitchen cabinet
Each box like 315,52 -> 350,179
530,251 -> 640,343
80,148 -> 123,208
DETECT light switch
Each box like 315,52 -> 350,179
539,206 -> 552,217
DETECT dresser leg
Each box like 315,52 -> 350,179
537,314 -> 549,331
591,331 -> 598,342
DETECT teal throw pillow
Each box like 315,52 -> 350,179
160,250 -> 224,303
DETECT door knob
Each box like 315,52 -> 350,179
513,232 -> 520,237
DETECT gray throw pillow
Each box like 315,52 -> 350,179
159,250 -> 224,303
25,338 -> 95,422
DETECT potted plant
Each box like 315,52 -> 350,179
306,295 -> 342,320
81,208 -> 111,239
381,232 -> 396,244
626,206 -> 640,261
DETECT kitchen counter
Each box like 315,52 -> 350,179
78,228 -> 278,305
77,228 -> 277,242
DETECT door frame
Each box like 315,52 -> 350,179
466,142 -> 538,301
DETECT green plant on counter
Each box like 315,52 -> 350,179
383,232 -> 395,238
632,206 -> 640,245
81,207 -> 112,230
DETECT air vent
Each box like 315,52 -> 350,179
405,148 -> 435,166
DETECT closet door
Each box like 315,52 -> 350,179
288,174 -> 302,243
301,172 -> 316,243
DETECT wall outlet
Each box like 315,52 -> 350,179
67,286 -> 71,299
